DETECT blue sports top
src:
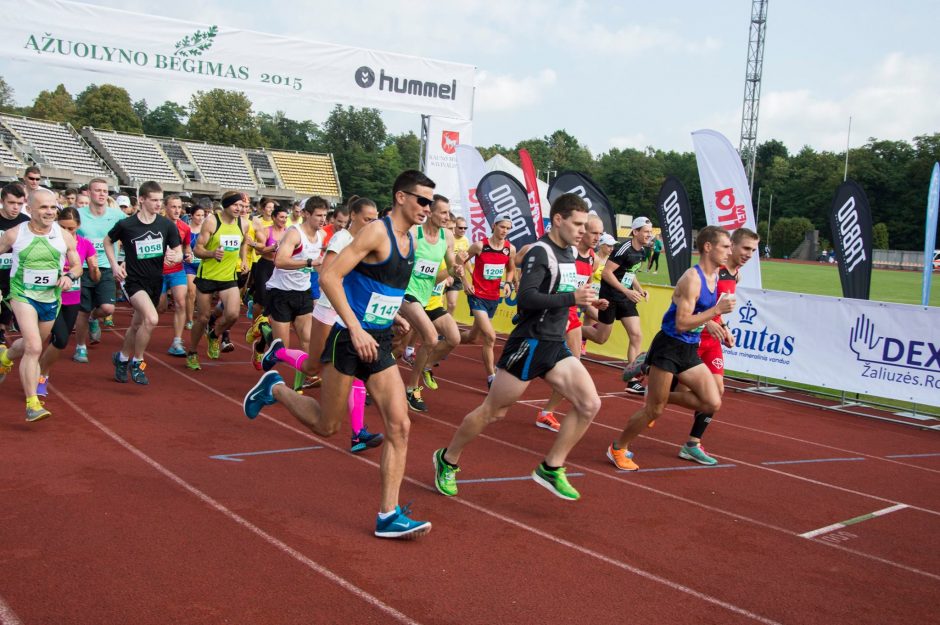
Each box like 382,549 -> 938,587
660,265 -> 718,344
338,216 -> 415,330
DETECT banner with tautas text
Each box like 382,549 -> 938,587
691,129 -> 762,288
423,117 -> 473,215
655,176 -> 693,287
455,144 -> 489,243
828,180 -> 873,300
6,0 -> 476,120
923,163 -> 939,307
723,288 -> 940,406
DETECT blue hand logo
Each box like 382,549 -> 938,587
849,314 -> 883,360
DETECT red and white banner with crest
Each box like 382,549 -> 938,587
424,116 -> 473,216
692,129 -> 762,288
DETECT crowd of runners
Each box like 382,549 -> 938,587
0,166 -> 759,539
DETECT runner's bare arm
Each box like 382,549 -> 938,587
273,228 -> 305,270
194,213 -> 217,260
0,227 -> 16,255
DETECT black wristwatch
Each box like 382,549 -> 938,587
306,258 -> 313,268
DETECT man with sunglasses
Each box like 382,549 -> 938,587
22,167 -> 42,197
244,170 -> 434,539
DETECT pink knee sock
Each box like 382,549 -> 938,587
275,347 -> 308,371
349,379 -> 366,433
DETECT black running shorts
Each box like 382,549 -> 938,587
320,325 -> 396,381
497,335 -> 572,382
646,331 -> 703,375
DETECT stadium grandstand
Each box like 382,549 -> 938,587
0,114 -> 342,203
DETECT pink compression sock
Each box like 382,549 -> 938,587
275,347 -> 308,371
349,379 -> 366,433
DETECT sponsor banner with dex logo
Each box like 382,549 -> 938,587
724,288 -> 940,407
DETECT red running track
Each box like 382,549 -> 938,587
1,305 -> 938,625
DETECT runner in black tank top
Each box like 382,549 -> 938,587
242,170 -> 436,539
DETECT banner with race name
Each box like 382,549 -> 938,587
724,287 -> 940,406
7,0 -> 476,120
691,129 -> 762,288
423,117 -> 473,215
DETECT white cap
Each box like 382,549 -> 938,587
632,216 -> 652,230
116,195 -> 131,207
599,233 -> 616,246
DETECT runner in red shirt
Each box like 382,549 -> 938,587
160,195 -> 193,356
460,216 -> 515,387
677,227 -> 760,465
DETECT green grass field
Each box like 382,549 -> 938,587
639,258 -> 940,307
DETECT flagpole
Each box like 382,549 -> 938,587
844,116 -> 852,182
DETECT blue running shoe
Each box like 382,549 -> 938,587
261,338 -> 284,372
243,371 -> 284,419
351,426 -> 384,453
113,352 -> 128,383
374,504 -> 431,539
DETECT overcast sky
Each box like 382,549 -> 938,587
2,0 -> 936,157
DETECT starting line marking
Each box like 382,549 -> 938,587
458,472 -> 585,485
885,452 -> 940,459
761,457 -> 866,466
210,446 -> 324,462
799,504 -> 909,539
635,463 -> 736,473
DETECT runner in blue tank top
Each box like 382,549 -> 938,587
243,170 -> 435,539
606,226 -> 737,471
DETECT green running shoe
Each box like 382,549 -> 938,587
186,352 -> 201,371
421,368 -> 438,390
532,464 -> 580,500
207,335 -> 221,360
432,448 -> 459,496
678,443 -> 718,466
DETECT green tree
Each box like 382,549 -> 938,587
0,76 -> 15,112
75,84 -> 142,132
143,101 -> 188,137
594,147 -> 664,218
133,99 -> 149,124
317,106 -> 392,202
256,111 -> 320,151
771,216 -> 814,258
391,131 -> 421,171
873,222 -> 889,250
477,144 -> 514,162
30,84 -> 77,123
186,89 -> 263,146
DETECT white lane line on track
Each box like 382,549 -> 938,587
0,595 -> 23,625
55,390 -> 424,625
133,347 -> 786,625
422,369 -> 940,582
799,504 -> 909,539
446,349 -> 940,476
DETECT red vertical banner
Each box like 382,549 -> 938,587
518,149 -> 545,236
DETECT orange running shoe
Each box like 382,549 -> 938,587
607,444 -> 639,471
535,411 -> 561,432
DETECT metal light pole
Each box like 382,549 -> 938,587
766,192 -> 773,256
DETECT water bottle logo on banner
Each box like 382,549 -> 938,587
726,301 -> 796,362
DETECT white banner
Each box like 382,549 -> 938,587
423,117 -> 473,215
724,288 -> 940,407
6,0 -> 476,120
455,144 -> 490,243
691,129 -> 762,288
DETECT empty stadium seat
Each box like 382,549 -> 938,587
270,151 -> 341,198
183,142 -> 256,190
82,128 -> 182,186
0,115 -> 113,179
